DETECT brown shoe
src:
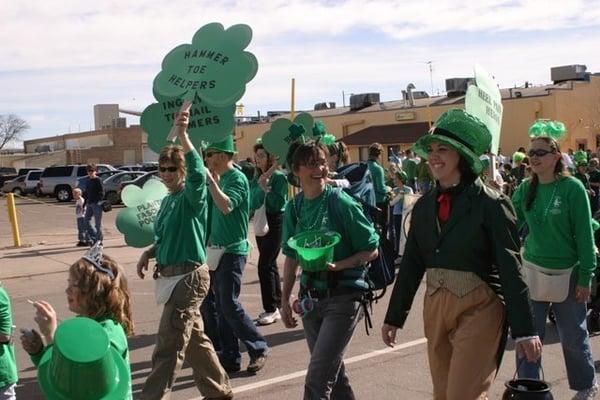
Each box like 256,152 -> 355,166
204,391 -> 233,400
247,354 -> 267,373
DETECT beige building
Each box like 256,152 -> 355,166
235,65 -> 600,165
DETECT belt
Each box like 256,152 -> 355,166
301,286 -> 363,300
154,261 -> 201,279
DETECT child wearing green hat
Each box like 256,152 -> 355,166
512,120 -> 598,399
382,109 -> 541,399
0,284 -> 17,400
20,246 -> 133,399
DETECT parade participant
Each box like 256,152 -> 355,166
136,112 -> 232,400
389,171 -> 414,255
280,141 -> 379,399
512,120 -> 598,400
382,109 -> 541,400
204,135 -> 269,374
368,143 -> 391,238
83,163 -> 105,245
0,285 -> 17,400
21,245 -> 134,399
250,143 -> 288,326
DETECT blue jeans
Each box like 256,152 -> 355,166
208,253 -> 268,367
302,293 -> 363,400
84,202 -> 103,242
76,217 -> 88,242
517,274 -> 597,390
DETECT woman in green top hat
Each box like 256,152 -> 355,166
512,120 -> 598,399
250,142 -> 289,325
280,140 -> 379,399
382,108 -> 542,400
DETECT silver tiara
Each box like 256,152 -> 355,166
82,242 -> 115,280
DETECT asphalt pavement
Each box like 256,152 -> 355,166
1,194 -> 599,399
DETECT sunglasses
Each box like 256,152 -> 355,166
159,166 -> 178,173
527,148 -> 554,157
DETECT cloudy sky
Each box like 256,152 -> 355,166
2,0 -> 600,143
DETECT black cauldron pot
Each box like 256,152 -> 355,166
502,378 -> 554,400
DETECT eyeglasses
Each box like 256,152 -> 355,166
527,148 -> 554,157
205,152 -> 221,158
159,166 -> 178,173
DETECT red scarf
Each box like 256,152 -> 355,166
437,193 -> 452,223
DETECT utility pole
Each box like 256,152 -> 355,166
426,61 -> 434,95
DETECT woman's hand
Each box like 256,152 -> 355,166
20,329 -> 43,355
137,251 -> 150,279
381,323 -> 399,347
280,301 -> 297,329
576,285 -> 592,303
516,336 -> 542,362
33,301 -> 58,344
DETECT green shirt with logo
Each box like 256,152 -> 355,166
154,149 -> 208,266
250,169 -> 288,214
512,176 -> 596,286
210,167 -> 250,255
0,287 -> 17,389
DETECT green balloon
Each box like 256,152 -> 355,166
116,179 -> 168,248
262,113 -> 314,162
153,22 -> 259,107
141,90 -> 235,153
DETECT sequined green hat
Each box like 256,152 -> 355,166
412,109 -> 492,174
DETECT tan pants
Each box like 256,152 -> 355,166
423,284 -> 506,400
142,266 -> 231,400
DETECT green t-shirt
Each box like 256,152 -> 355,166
282,185 -> 380,289
512,176 -> 596,286
31,318 -> 131,399
250,169 -> 288,213
154,150 -> 208,266
209,167 -> 250,255
402,158 -> 417,180
368,160 -> 387,203
0,287 -> 17,388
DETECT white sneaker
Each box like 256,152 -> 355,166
573,384 -> 599,400
256,309 -> 281,326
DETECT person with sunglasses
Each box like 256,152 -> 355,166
203,135 -> 270,374
136,111 -> 233,400
382,109 -> 541,400
512,120 -> 598,400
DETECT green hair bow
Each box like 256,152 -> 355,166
320,134 -> 337,146
312,120 -> 327,137
528,119 -> 567,141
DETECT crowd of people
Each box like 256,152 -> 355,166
2,110 -> 598,400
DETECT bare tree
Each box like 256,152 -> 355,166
0,114 -> 30,150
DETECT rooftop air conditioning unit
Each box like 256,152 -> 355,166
445,78 -> 473,97
551,65 -> 588,83
349,93 -> 380,111
412,91 -> 429,99
314,102 -> 328,111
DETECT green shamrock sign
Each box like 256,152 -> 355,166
262,113 -> 314,162
141,90 -> 235,153
153,22 -> 258,107
116,179 -> 169,248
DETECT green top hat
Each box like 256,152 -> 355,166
412,109 -> 491,174
206,134 -> 237,154
38,317 -> 130,400
288,230 -> 341,272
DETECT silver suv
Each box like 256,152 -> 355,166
38,164 -> 115,201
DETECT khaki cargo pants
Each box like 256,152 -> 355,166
142,265 -> 231,400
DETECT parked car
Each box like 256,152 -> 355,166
38,164 -> 115,202
103,171 -> 145,204
24,170 -> 43,195
140,162 -> 159,172
119,171 -> 160,193
1,175 -> 26,195
76,170 -> 121,192
118,165 -> 143,171
17,167 -> 42,177
0,167 -> 18,186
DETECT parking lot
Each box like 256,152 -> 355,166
1,194 -> 599,399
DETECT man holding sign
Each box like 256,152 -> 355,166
136,110 -> 232,400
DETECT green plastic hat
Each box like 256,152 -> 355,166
513,151 -> 526,163
412,109 -> 491,174
574,150 -> 588,166
288,230 -> 340,272
38,317 -> 130,400
206,134 -> 237,154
